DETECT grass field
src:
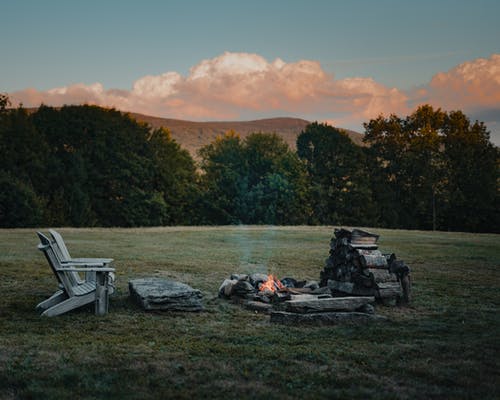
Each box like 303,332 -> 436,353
1,226 -> 499,399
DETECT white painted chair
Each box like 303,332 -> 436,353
36,232 -> 116,316
49,229 -> 115,286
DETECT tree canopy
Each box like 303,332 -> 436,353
0,102 -> 199,227
297,122 -> 376,225
0,97 -> 497,232
199,131 -> 309,224
364,105 -> 499,232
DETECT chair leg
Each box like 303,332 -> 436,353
95,272 -> 109,316
41,293 -> 94,317
36,290 -> 68,313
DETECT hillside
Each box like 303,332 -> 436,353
129,112 -> 365,156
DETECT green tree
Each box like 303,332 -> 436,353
441,111 -> 499,231
31,105 -> 198,227
243,133 -> 309,224
0,171 -> 45,227
364,105 -> 499,232
199,131 -> 309,224
0,106 -> 49,194
148,127 -> 200,225
297,122 -> 376,225
0,97 -> 51,227
199,131 -> 248,223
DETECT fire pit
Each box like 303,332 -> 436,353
219,273 -> 323,306
218,228 -> 410,325
219,273 -> 383,324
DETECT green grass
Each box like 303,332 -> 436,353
1,226 -> 499,399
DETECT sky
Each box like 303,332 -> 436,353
1,0 -> 499,143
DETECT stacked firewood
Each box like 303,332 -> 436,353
320,228 -> 411,304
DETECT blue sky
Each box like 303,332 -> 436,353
1,0 -> 499,141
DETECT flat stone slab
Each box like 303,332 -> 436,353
270,311 -> 388,325
285,296 -> 375,314
129,278 -> 203,311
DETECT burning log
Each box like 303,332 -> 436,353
259,275 -> 284,292
219,273 -> 292,301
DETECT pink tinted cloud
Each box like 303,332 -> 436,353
414,54 -> 500,111
9,52 -> 408,123
7,52 -> 499,139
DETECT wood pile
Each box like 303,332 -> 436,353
320,228 -> 411,304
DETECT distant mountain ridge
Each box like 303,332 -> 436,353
129,113 -> 364,156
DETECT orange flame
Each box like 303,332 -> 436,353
259,275 -> 285,293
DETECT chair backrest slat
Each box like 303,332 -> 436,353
49,229 -> 72,260
37,232 -> 77,296
48,230 -> 83,285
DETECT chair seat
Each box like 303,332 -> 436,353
72,281 -> 96,296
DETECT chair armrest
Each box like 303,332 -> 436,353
58,266 -> 116,272
62,257 -> 114,264
59,261 -> 111,268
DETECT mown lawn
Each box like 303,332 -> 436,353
0,226 -> 499,399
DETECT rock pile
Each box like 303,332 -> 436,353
219,273 -> 320,301
218,273 -> 386,325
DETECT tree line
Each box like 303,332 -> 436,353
0,94 -> 498,232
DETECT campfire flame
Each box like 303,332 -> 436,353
259,275 -> 285,293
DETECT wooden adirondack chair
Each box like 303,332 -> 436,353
36,232 -> 116,317
48,229 -> 115,285
49,229 -> 114,265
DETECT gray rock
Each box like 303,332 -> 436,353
129,278 -> 203,311
232,280 -> 256,296
244,301 -> 273,313
218,279 -> 237,297
270,311 -> 388,325
357,303 -> 375,314
249,273 -> 269,287
303,280 -> 320,290
230,273 -> 249,281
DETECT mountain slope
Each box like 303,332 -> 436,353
129,113 -> 364,156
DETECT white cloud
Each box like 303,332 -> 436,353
414,54 -> 500,111
132,72 -> 182,98
7,52 -> 500,143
